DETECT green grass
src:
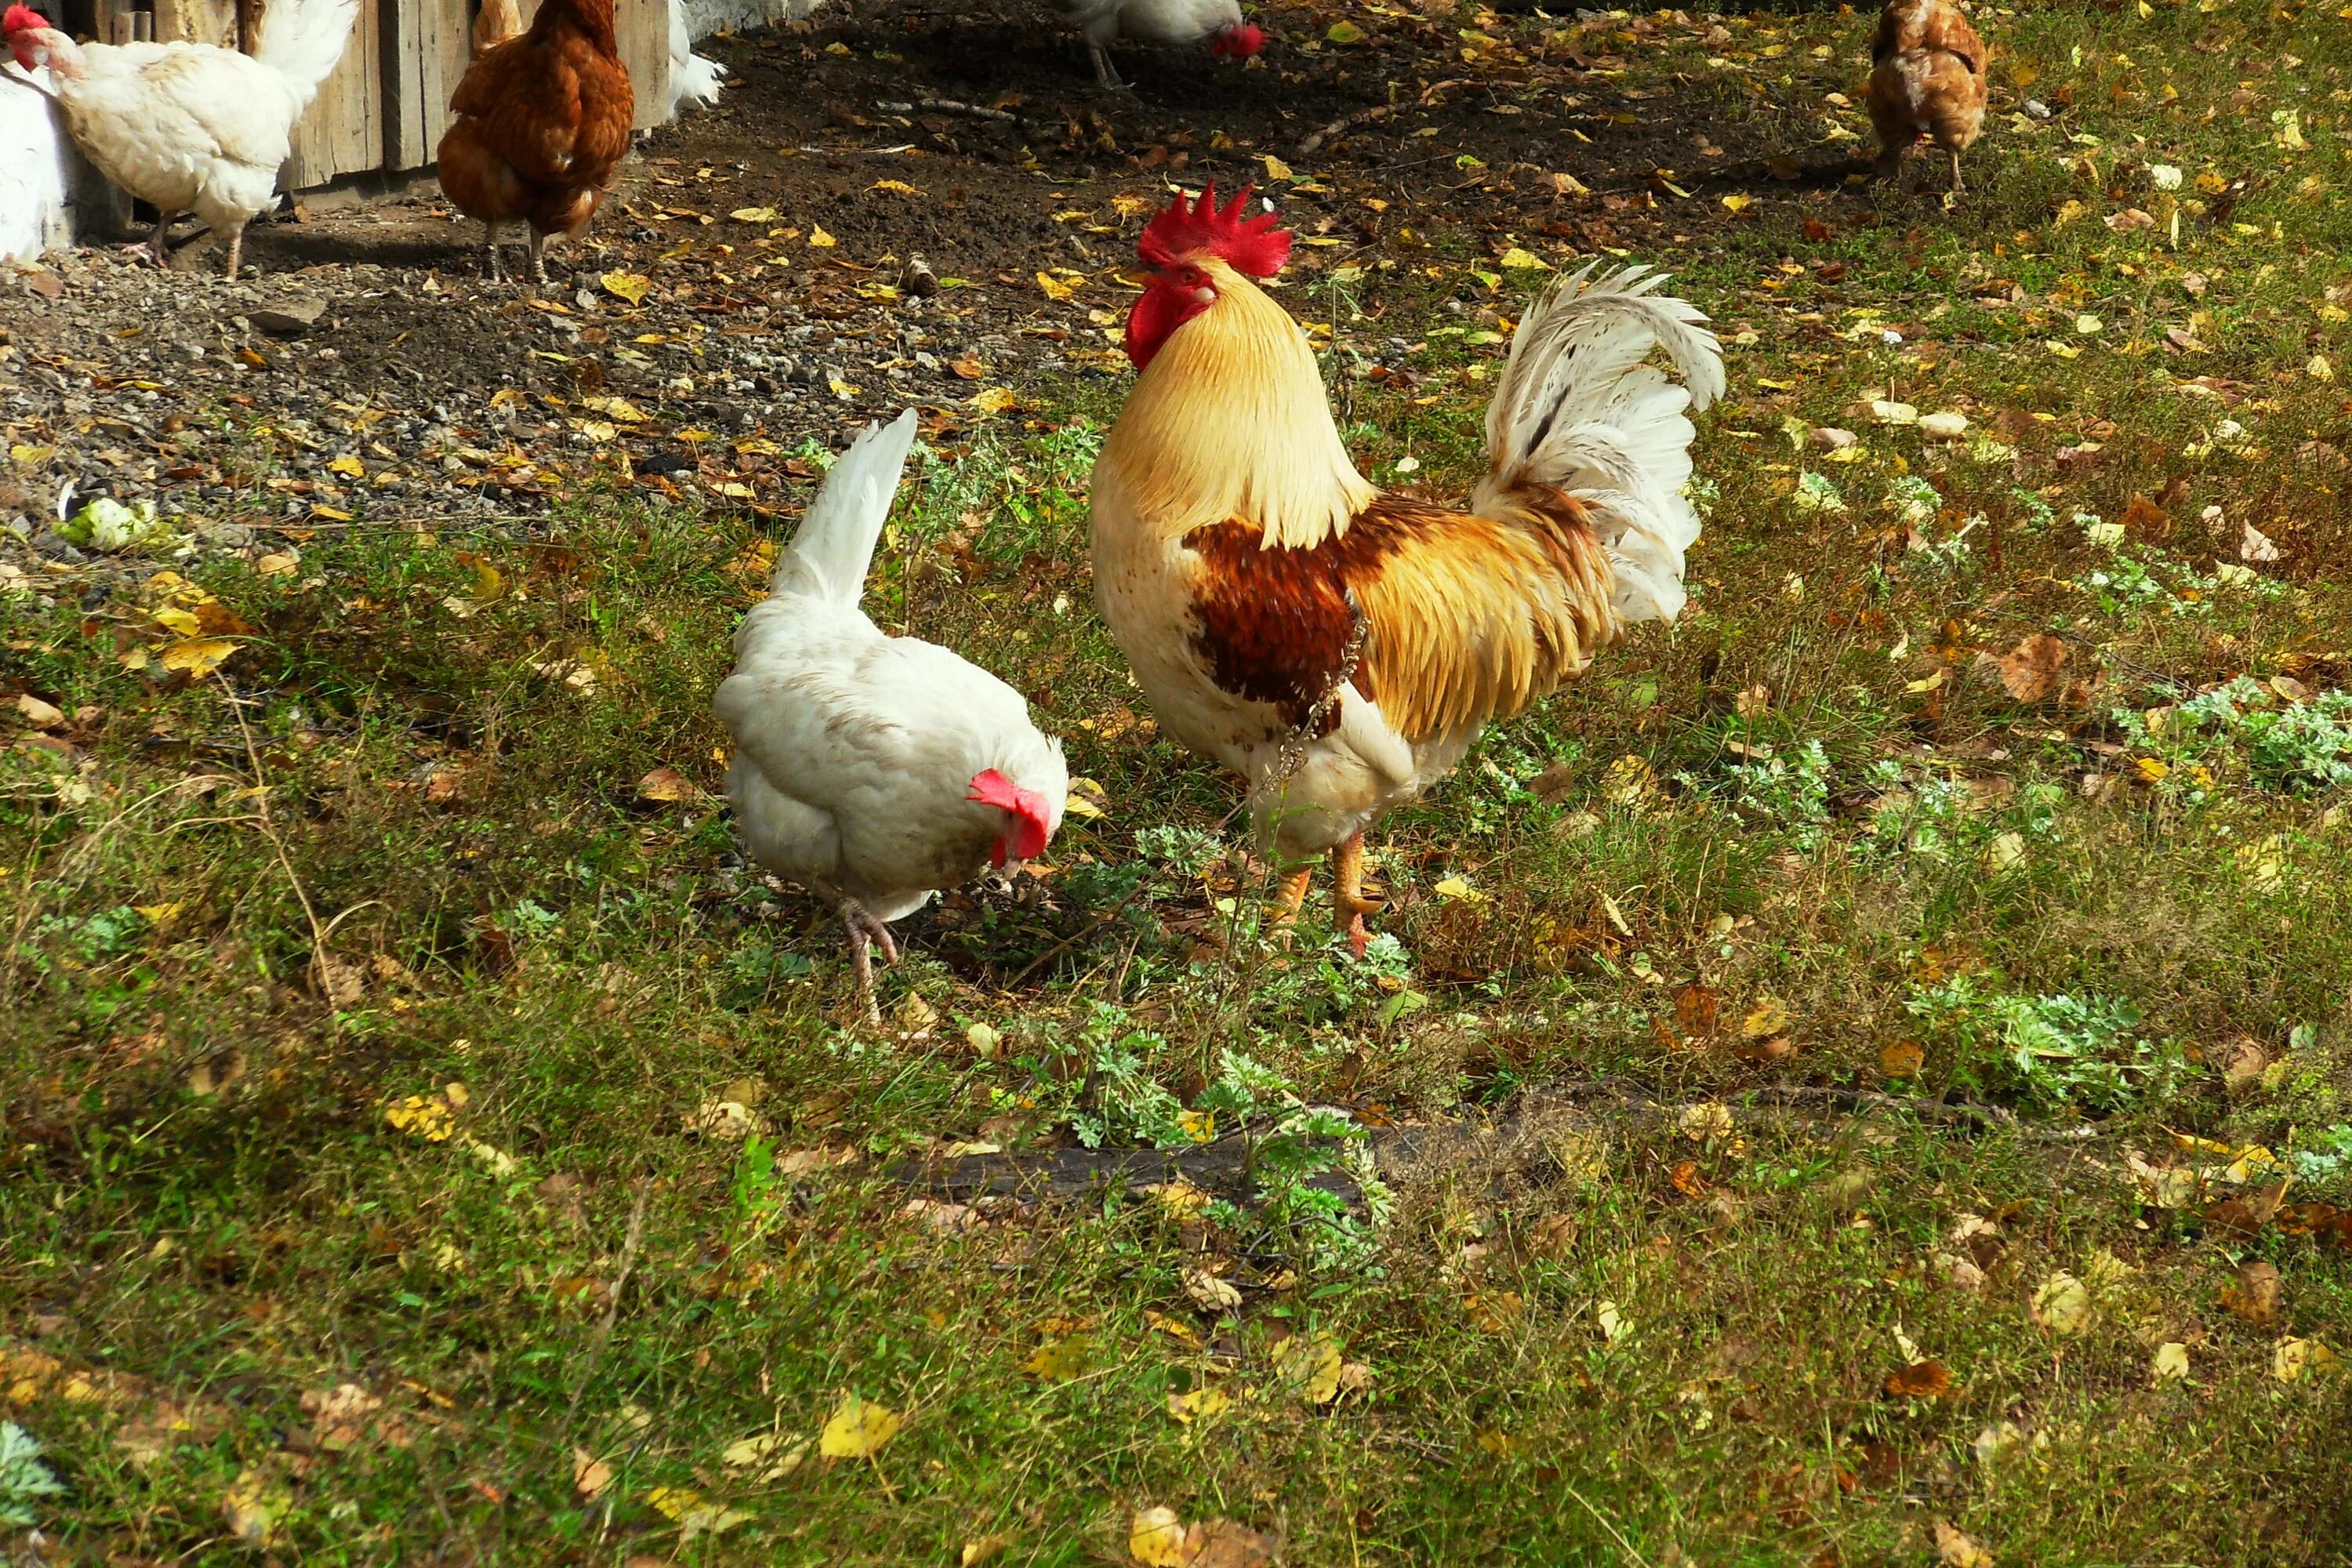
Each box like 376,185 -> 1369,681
7,0 -> 2352,1562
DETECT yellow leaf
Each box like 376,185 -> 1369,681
1326,19 -> 1364,42
870,179 -> 921,196
256,551 -> 299,577
818,1393 -> 902,1458
1130,1507 -> 1189,1567
158,638 -> 241,678
1175,1109 -> 1217,1144
1022,1337 -> 1090,1380
1272,1332 -> 1345,1404
1036,270 -> 1081,301
578,394 -> 647,423
328,454 -> 365,479
1720,192 -> 1753,212
2151,1341 -> 2190,1382
1166,1386 -> 1231,1424
1497,246 -> 1549,270
153,606 -> 203,637
645,1486 -> 752,1540
2031,1271 -> 2092,1334
970,387 -> 1018,416
731,205 -> 779,222
808,225 -> 837,248
1934,1520 -> 1996,1568
1064,777 -> 1108,819
1261,154 -> 1294,182
1740,999 -> 1793,1038
720,1431 -> 810,1481
601,271 -> 652,305
2273,1338 -> 2337,1381
2132,757 -> 2170,783
1433,875 -> 1486,903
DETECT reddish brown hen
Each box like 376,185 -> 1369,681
1867,0 -> 1989,195
436,0 -> 633,283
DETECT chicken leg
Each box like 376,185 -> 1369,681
1272,865 -> 1314,927
1947,147 -> 1965,194
1333,830 -> 1381,960
527,227 -> 554,285
810,879 -> 898,1025
221,223 -> 247,281
1087,40 -> 1127,91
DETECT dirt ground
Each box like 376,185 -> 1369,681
1,0 -> 1802,543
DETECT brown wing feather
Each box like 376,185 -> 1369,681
1182,491 -> 1615,745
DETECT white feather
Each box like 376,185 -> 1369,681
1477,264 -> 1725,623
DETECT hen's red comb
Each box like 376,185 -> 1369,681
3,5 -> 52,34
1137,183 -> 1291,280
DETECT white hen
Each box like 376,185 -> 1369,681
715,408 -> 1068,1022
665,0 -> 725,118
1065,0 -> 1263,90
3,0 -> 360,278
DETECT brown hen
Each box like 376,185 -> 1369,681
436,0 -> 633,283
1867,0 -> 1989,194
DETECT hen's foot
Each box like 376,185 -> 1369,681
1333,831 -> 1382,960
839,898 -> 899,1026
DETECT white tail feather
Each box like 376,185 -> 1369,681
253,0 -> 362,113
1475,264 -> 1725,624
769,408 -> 921,604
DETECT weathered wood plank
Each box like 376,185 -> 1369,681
280,0 -> 378,186
389,0 -> 469,170
152,0 -> 238,46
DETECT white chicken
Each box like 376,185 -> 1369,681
666,0 -> 726,118
715,408 -> 1069,1022
1063,0 -> 1263,91
2,0 -> 360,278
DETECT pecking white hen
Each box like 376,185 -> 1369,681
3,0 -> 361,278
715,408 -> 1068,1022
665,0 -> 726,118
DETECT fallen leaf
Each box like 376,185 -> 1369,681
1023,1337 -> 1091,1381
808,224 -> 837,248
573,1446 -> 613,1499
1884,1359 -> 1957,1399
720,1431 -> 810,1482
2151,1341 -> 2190,1382
13,693 -> 63,728
818,1393 -> 901,1459
1325,19 -> 1363,42
1131,1507 -> 1191,1566
2031,1272 -> 2092,1334
646,1485 -> 752,1540
601,271 -> 653,305
1740,1000 -> 1792,1039
1183,1267 -> 1243,1313
636,766 -> 699,804
1976,633 -> 2068,703
222,1468 -> 286,1547
2273,1338 -> 2337,1381
1881,1040 -> 1926,1079
731,205 -> 779,223
2220,1260 -> 2283,1327
1166,1386 -> 1232,1424
1498,246 -> 1550,270
158,638 -> 241,678
1271,1331 -> 1345,1404
1934,1519 -> 1995,1568
970,387 -> 1018,416
963,1532 -> 1016,1566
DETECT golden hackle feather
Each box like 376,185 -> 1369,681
1098,256 -> 1376,552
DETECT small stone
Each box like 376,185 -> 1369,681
249,298 -> 326,336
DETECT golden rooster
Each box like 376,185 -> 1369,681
1091,187 -> 1722,955
1867,0 -> 1989,195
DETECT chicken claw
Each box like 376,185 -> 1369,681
837,896 -> 900,1026
1332,830 -> 1381,960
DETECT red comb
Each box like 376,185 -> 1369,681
1212,21 -> 1263,58
3,5 -> 50,33
1137,183 -> 1291,280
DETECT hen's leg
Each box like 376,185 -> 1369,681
481,222 -> 506,283
147,211 -> 173,267
1949,147 -> 1965,194
1088,41 -> 1125,90
839,899 -> 900,1025
528,228 -> 553,285
1333,831 -> 1380,960
221,223 -> 246,281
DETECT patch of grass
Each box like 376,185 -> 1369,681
8,0 -> 2352,1562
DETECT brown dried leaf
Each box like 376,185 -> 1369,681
1883,1359 -> 1957,1399
2220,1259 -> 2282,1327
1976,633 -> 2068,704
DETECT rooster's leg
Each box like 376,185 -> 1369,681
1271,865 -> 1314,927
1088,41 -> 1125,91
1333,830 -> 1381,960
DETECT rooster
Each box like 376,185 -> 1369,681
1065,0 -> 1263,91
2,0 -> 361,278
717,409 -> 1069,1022
1867,0 -> 1988,195
437,0 -> 633,285
1091,187 -> 1722,955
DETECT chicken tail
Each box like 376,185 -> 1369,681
1475,265 -> 1725,624
770,407 -> 921,604
253,0 -> 362,114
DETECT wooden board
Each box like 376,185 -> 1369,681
387,0 -> 471,169
281,0 -> 380,187
152,0 -> 238,47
